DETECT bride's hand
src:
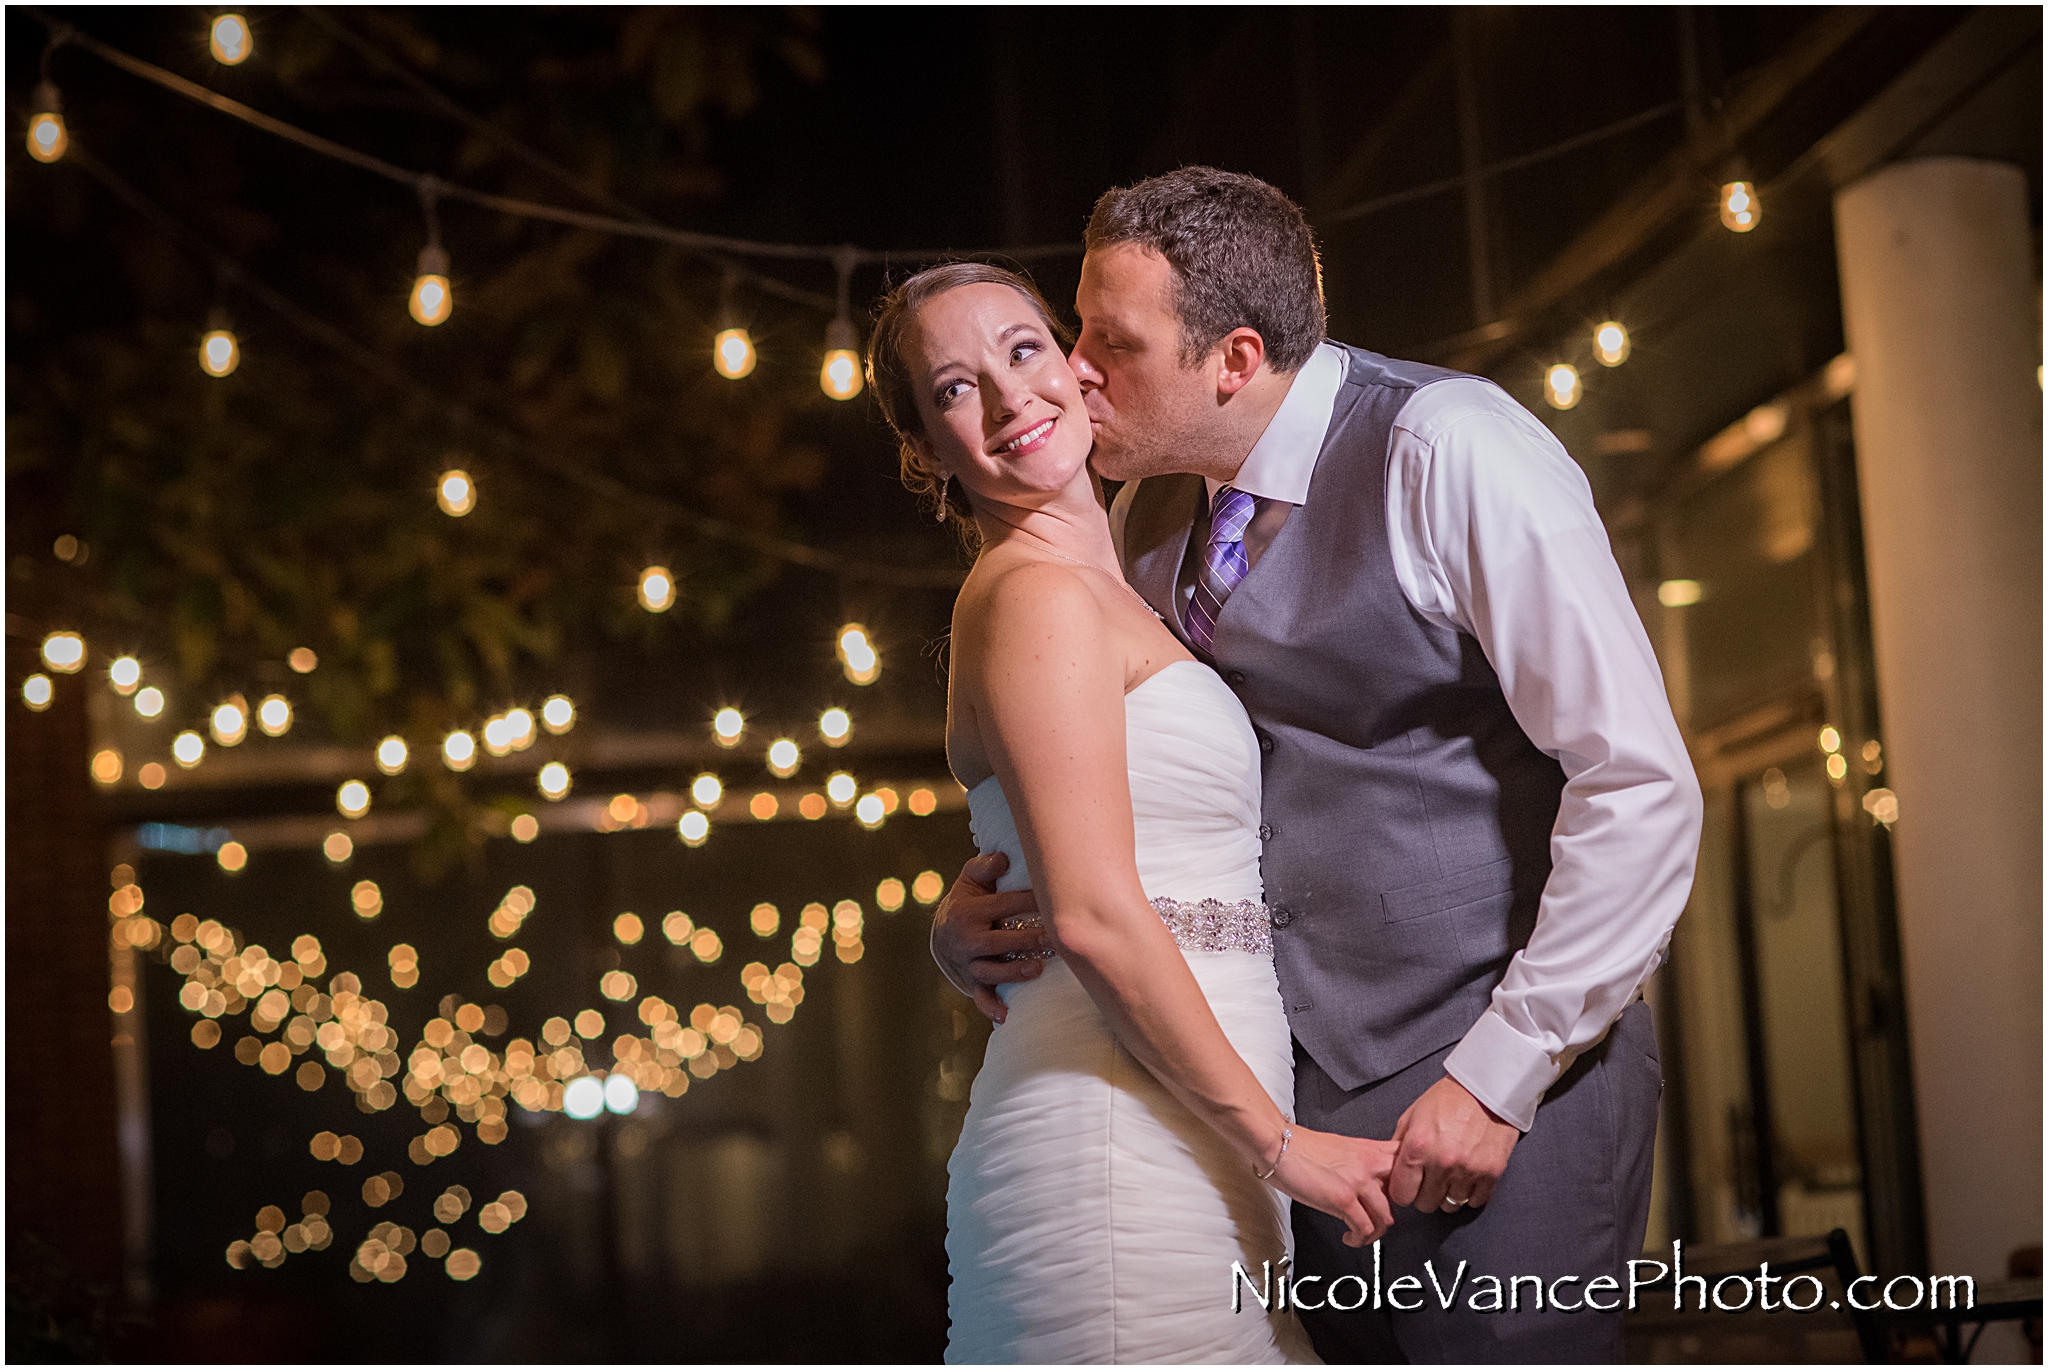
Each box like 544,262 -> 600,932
1268,1127 -> 1398,1248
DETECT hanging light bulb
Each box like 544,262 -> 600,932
1593,322 -> 1630,368
256,693 -> 292,736
108,656 -> 142,696
638,566 -> 675,612
767,738 -> 801,778
713,328 -> 757,380
40,631 -> 85,673
442,729 -> 476,772
712,707 -> 744,747
1720,178 -> 1761,233
409,244 -> 452,326
537,761 -> 572,801
836,624 -> 879,685
541,694 -> 575,734
210,14 -> 252,65
26,85 -> 67,163
690,773 -> 723,808
820,318 -> 863,400
437,469 -> 475,516
210,697 -> 248,746
1544,363 -> 1581,411
818,707 -> 851,746
199,329 -> 240,377
820,247 -> 864,400
375,735 -> 409,776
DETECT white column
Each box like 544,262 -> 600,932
1833,158 -> 2042,1304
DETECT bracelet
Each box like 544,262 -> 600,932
1253,1126 -> 1292,1181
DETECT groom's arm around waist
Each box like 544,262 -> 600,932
1387,380 -> 1704,1132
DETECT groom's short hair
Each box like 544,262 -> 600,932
1084,167 -> 1326,374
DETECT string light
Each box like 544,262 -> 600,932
1657,579 -> 1703,607
173,724 -> 206,769
337,780 -> 372,818
713,328 -> 756,380
678,810 -> 710,846
1593,322 -> 1630,367
541,694 -> 575,734
26,85 -> 66,164
1544,363 -> 1581,410
209,14 -> 252,65
22,675 -> 53,711
41,631 -> 85,673
109,656 -> 142,695
854,793 -> 885,829
766,739 -> 801,778
638,566 -> 675,612
820,248 -> 862,400
510,813 -> 539,842
690,774 -> 723,808
825,772 -> 857,807
136,686 -> 165,718
537,762 -> 571,801
199,329 -> 241,377
289,648 -> 318,673
92,749 -> 123,785
712,708 -> 744,747
818,708 -> 851,746
482,715 -> 514,757
211,698 -> 249,746
436,469 -> 475,516
821,320 -> 862,401
504,708 -> 536,751
375,736 -> 409,775
138,762 -> 167,789
836,624 -> 879,685
257,694 -> 292,736
1720,178 -> 1761,233
442,729 -> 476,771
323,831 -> 353,863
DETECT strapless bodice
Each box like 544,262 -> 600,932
966,658 -> 1264,907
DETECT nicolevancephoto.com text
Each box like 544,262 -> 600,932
1232,1241 -> 1978,1317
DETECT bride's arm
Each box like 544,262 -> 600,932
958,562 -> 1392,1244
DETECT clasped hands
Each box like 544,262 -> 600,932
931,853 -> 1522,1241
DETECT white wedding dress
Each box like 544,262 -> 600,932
948,659 -> 1320,1364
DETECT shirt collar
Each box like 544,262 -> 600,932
1205,340 -> 1347,507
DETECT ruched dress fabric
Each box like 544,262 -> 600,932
948,660 -> 1320,1365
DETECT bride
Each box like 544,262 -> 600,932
865,263 -> 1396,1364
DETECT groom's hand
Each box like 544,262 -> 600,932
1389,1076 -> 1519,1213
930,852 -> 1050,1025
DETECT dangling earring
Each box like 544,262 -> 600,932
935,474 -> 950,523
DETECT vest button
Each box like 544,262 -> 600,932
1259,824 -> 1274,841
1259,736 -> 1274,755
1269,905 -> 1293,929
1225,670 -> 1247,686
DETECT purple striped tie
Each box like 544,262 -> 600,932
1187,485 -> 1257,655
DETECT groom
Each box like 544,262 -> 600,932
931,167 -> 1701,1363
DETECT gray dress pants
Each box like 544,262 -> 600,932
1290,1001 -> 1661,1363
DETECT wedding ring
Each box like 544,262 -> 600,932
1443,1196 -> 1464,1209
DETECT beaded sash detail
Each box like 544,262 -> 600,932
1149,896 -> 1274,955
1000,897 -> 1272,958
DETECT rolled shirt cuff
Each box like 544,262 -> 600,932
1442,1009 -> 1561,1133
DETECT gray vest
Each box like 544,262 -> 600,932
1121,346 -> 1566,1092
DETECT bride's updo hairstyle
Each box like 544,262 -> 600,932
866,262 -> 1074,547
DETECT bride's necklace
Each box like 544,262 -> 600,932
1035,545 -> 1162,620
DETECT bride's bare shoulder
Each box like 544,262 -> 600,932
953,555 -> 1107,656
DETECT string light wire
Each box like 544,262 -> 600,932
55,141 -> 967,588
29,14 -> 1082,296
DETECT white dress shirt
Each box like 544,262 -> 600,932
1171,340 -> 1702,1131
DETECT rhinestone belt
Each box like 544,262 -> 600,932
1001,896 -> 1273,958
